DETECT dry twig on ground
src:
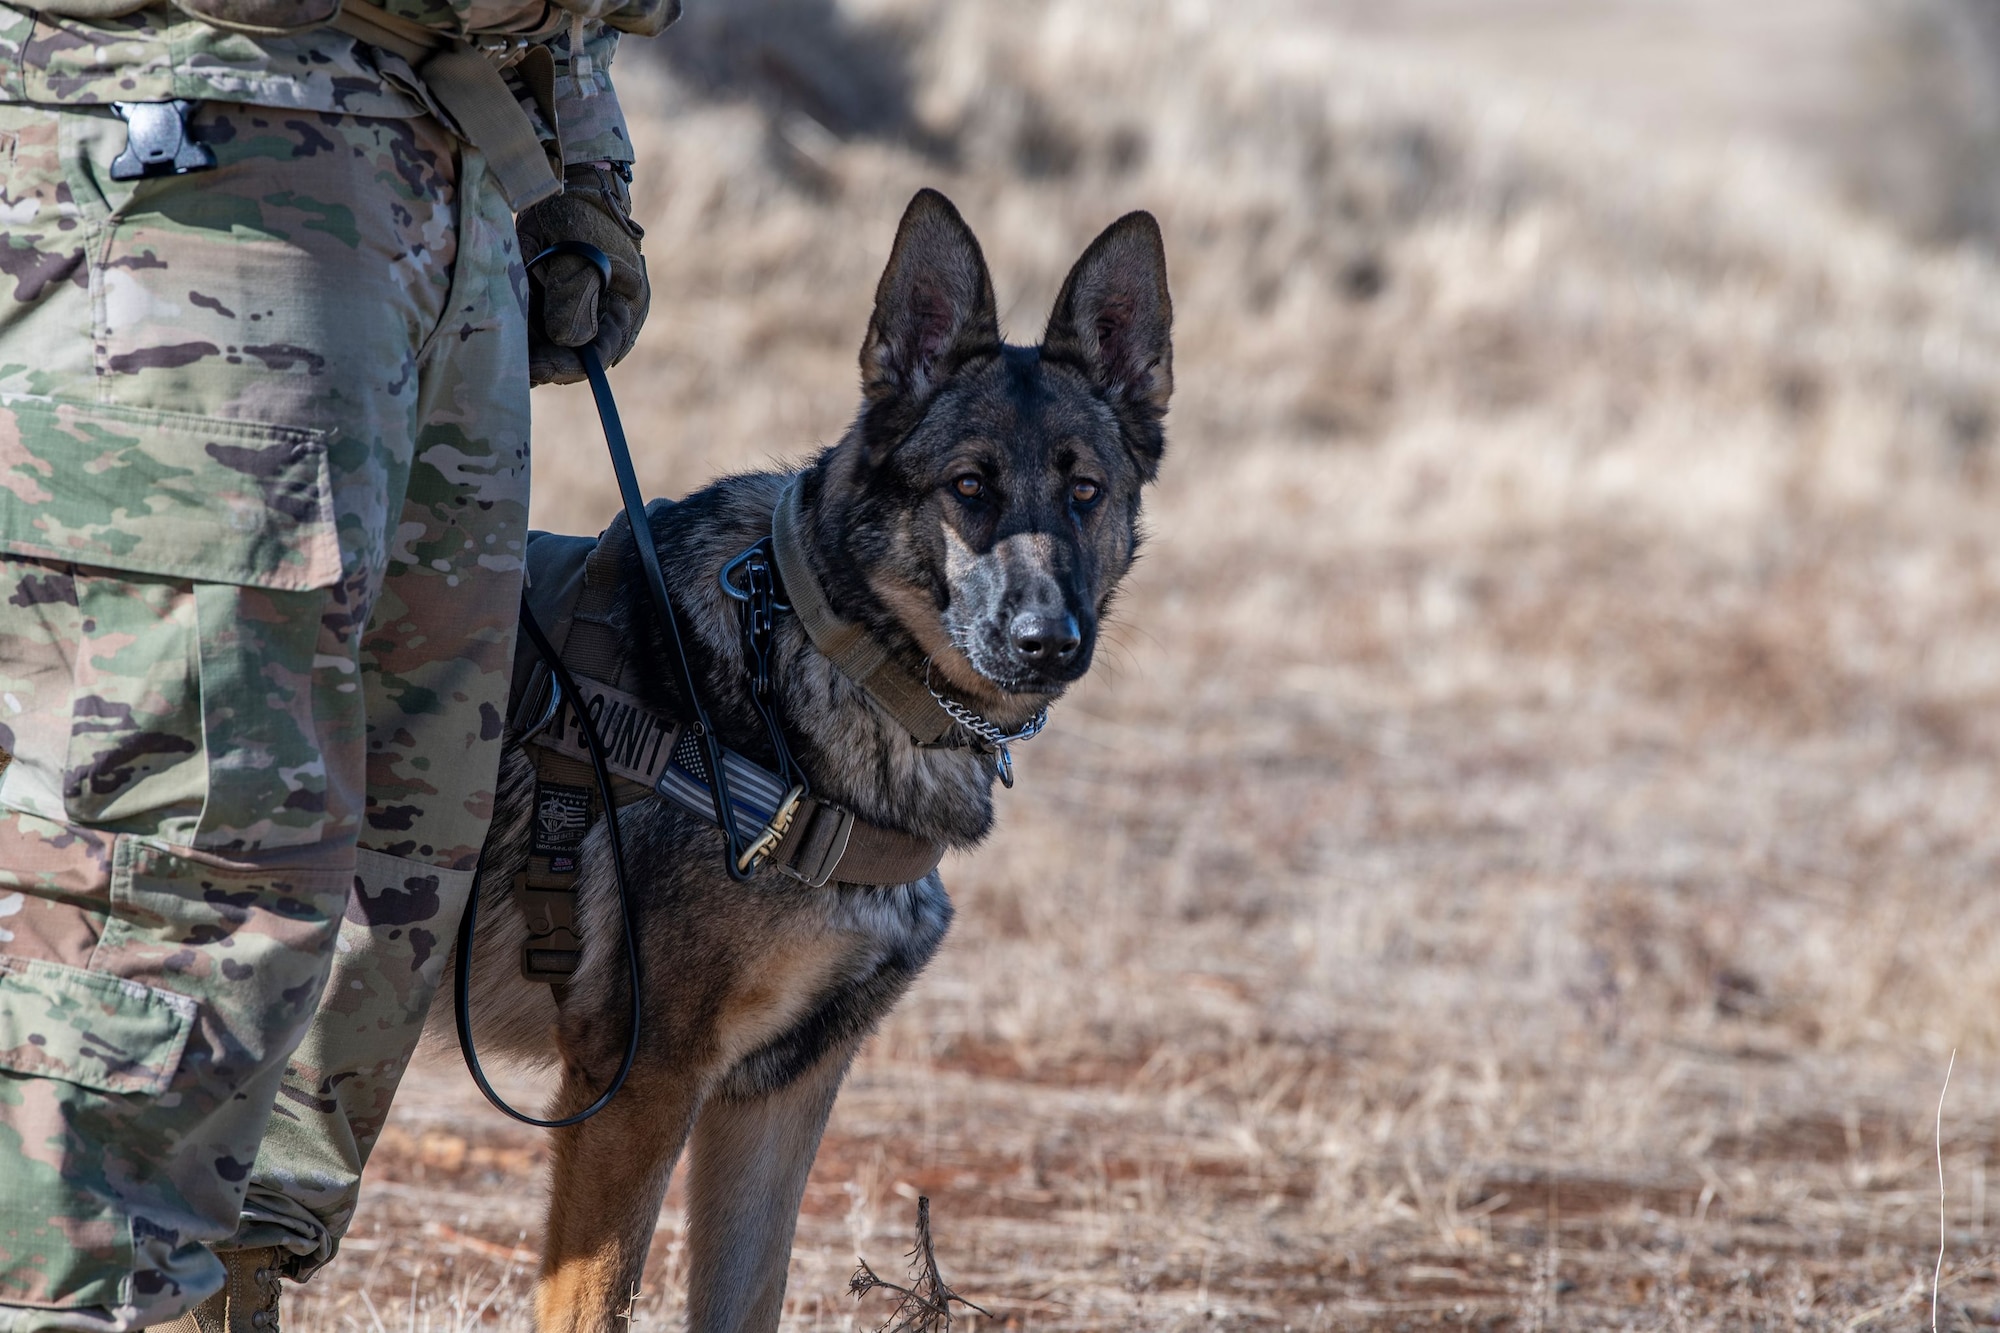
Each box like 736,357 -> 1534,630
849,1198 -> 993,1331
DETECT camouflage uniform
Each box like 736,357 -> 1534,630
0,0 -> 666,1324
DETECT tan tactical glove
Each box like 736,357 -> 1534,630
517,162 -> 650,386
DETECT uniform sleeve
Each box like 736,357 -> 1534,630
548,19 -> 633,167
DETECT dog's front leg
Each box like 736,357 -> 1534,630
681,1037 -> 863,1333
535,1063 -> 700,1333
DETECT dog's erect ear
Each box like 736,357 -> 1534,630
859,190 -> 1000,450
1043,211 -> 1173,476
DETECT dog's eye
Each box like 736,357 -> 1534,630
953,474 -> 984,500
1070,479 -> 1101,506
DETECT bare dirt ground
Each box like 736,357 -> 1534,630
294,2 -> 2000,1327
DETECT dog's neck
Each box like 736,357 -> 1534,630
769,478 -> 957,747
637,467 -> 1012,851
782,471 -> 1057,738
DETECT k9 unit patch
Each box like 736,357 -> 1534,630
533,782 -> 592,873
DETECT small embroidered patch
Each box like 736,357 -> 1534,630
533,783 -> 591,872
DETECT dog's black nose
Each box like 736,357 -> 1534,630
1010,612 -> 1081,665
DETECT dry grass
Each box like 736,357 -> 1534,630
296,2 -> 2000,1327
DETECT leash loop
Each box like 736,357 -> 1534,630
453,598 -> 643,1127
452,239 -> 743,1126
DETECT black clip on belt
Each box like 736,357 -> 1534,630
109,101 -> 216,181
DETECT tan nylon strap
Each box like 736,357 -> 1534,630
532,745 -> 648,809
828,830 -> 945,886
328,0 -> 436,60
774,797 -> 944,888
771,481 -> 954,745
516,737 -> 652,985
330,0 -> 561,210
515,747 -> 588,983
561,512 -> 635,690
421,45 -> 560,210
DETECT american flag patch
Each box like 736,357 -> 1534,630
655,729 -> 792,830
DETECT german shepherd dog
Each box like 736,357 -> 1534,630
425,189 -> 1172,1333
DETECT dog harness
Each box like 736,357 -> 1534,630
505,502 -> 949,984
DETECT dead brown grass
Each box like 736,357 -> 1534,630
294,1 -> 2000,1328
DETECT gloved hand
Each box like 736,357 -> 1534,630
517,161 -> 650,385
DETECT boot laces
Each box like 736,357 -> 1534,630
248,1263 -> 280,1330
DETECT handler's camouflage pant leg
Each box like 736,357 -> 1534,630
0,104 -> 528,1330
232,316 -> 531,1276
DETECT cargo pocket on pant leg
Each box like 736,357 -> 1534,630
0,395 -> 342,591
0,954 -> 195,1094
0,395 -> 347,846
0,396 -> 350,1314
0,954 -> 198,1311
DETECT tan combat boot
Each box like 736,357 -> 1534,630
151,1247 -> 285,1333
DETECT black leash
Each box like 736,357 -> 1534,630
453,240 -> 761,1124
566,258 -> 762,880
452,598 -> 642,1127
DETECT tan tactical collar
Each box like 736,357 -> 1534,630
769,480 -> 958,746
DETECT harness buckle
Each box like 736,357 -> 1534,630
735,784 -> 804,873
774,802 -> 856,888
512,870 -> 584,984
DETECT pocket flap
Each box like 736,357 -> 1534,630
0,956 -> 196,1095
0,395 -> 341,590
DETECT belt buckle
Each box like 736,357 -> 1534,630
471,32 -> 531,67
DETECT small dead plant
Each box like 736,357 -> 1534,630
849,1197 -> 993,1331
